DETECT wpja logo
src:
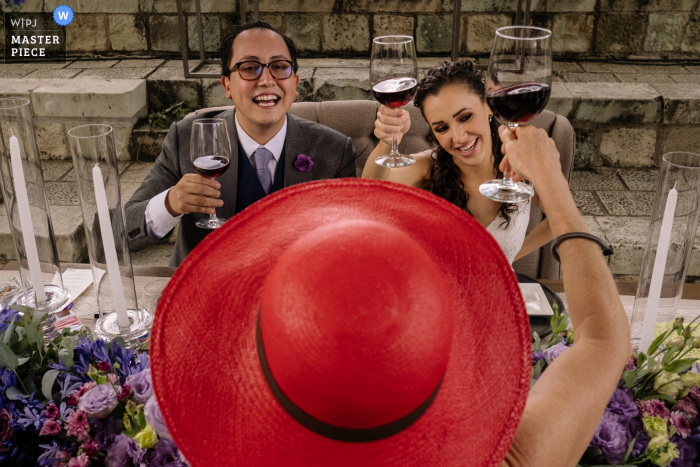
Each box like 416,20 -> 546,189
5,8 -> 68,60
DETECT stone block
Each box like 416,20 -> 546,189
45,182 -> 79,206
671,74 -> 700,83
651,83 -> 700,124
600,0 -> 698,11
552,14 -> 594,53
595,14 -> 646,56
7,0 -> 43,10
547,0 -> 596,11
45,0 -> 80,11
442,0 -> 545,12
599,127 -> 656,167
41,161 -> 74,182
286,15 -> 321,53
565,82 -> 662,124
114,59 -> 165,68
294,68 -> 314,103
66,60 -> 118,69
545,82 -> 573,117
571,168 -> 626,191
618,168 -> 658,191
35,121 -> 69,160
298,58 -> 370,68
312,68 -> 372,102
32,79 -> 147,118
75,68 -> 156,79
147,67 -> 203,112
130,244 -> 174,267
683,16 -> 700,54
416,15 -> 452,54
18,62 -> 72,69
251,0 -> 335,12
572,191 -> 605,216
322,15 -> 370,53
636,65 -> 689,74
149,16 -> 180,52
258,15 -> 283,32
616,73 -> 676,83
644,14 -> 684,52
553,62 -> 584,72
0,63 -> 30,69
687,66 -> 700,74
663,127 -> 700,155
574,129 -> 595,167
120,162 -> 155,184
597,191 -> 654,216
202,79 -> 232,108
66,15 -> 109,52
345,0 -> 441,12
22,69 -> 81,79
579,62 -> 638,74
0,79 -> 50,99
0,70 -> 32,79
596,216 -> 648,275
109,15 -> 148,52
131,127 -> 168,161
77,0 -> 139,13
373,15 -> 415,38
561,72 -> 618,82
188,15 -> 220,53
466,14 -> 511,54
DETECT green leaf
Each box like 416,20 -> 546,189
59,348 -> 74,369
6,386 -> 28,400
23,374 -> 39,396
642,393 -> 678,405
3,320 -> 14,344
665,358 -> 698,374
532,332 -> 541,352
662,346 -> 679,368
137,409 -> 146,429
32,311 -> 47,325
647,331 -> 669,357
0,339 -> 18,370
123,429 -> 140,439
622,434 -> 639,464
41,370 -> 60,401
10,304 -> 34,315
24,320 -> 42,351
114,337 -> 126,349
17,357 -> 29,366
623,371 -> 638,388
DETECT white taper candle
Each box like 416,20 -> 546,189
10,135 -> 46,301
92,165 -> 130,328
639,182 -> 678,354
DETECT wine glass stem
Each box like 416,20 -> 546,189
503,123 -> 518,185
391,130 -> 399,157
209,177 -> 218,219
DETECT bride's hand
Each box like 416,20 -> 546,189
374,105 -> 411,146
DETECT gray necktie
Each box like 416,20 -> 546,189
253,147 -> 274,194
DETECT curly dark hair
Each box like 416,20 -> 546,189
414,60 -> 517,228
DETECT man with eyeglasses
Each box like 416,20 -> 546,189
124,20 -> 357,266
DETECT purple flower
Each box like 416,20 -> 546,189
129,368 -> 153,404
147,439 -> 186,467
95,417 -> 122,450
532,351 -> 545,365
144,397 -> 171,440
543,343 -> 569,365
591,411 -> 629,464
607,388 -> 639,423
631,430 -> 650,458
671,435 -> 697,467
294,154 -> 314,172
105,434 -> 139,467
78,384 -> 118,419
624,357 -> 637,372
670,411 -> 692,438
676,398 -> 698,421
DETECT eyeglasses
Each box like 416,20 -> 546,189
229,60 -> 294,81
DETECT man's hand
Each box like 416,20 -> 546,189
498,125 -> 562,187
374,105 -> 411,146
165,174 -> 223,216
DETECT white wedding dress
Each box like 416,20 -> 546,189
485,201 -> 531,265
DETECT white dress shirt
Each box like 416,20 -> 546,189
144,114 -> 288,239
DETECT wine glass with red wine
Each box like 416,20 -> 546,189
370,36 -> 418,168
190,118 -> 231,229
479,26 -> 552,203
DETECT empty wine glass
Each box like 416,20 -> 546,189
480,26 -> 552,203
142,279 -> 170,316
190,119 -> 232,229
370,36 -> 418,168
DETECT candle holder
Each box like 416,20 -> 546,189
68,124 -> 153,350
0,97 -> 69,339
631,152 -> 700,351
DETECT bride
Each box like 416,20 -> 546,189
362,60 -> 553,265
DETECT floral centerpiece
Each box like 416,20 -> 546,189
0,302 -> 186,466
534,306 -> 700,467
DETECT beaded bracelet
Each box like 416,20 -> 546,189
551,232 -> 614,263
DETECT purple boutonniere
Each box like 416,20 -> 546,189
294,154 -> 314,173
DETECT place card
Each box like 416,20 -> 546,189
519,283 -> 554,316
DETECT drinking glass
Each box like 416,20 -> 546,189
370,36 -> 418,168
190,119 -> 231,229
142,278 -> 169,316
480,26 -> 552,203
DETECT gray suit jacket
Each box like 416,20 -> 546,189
124,108 -> 357,267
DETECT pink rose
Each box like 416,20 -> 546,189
670,411 -> 692,438
40,419 -> 62,436
0,409 -> 13,442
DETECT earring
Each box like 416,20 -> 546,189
489,115 -> 493,123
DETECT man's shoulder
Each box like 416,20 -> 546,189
286,113 -> 349,143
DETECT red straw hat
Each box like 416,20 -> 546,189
151,179 -> 531,467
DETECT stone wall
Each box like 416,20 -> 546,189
3,0 -> 700,59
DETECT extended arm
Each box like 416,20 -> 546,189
500,127 -> 631,467
514,196 -> 553,262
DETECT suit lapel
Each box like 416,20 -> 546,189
283,114 -> 315,187
218,109 -> 239,218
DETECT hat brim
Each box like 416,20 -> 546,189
152,179 -> 531,467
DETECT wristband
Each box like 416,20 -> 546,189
551,232 -> 613,263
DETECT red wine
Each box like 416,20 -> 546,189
486,83 -> 551,124
193,155 -> 230,179
372,77 -> 418,107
